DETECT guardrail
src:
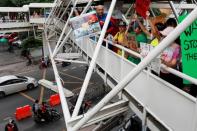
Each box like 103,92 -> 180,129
93,35 -> 197,86
68,30 -> 197,131
0,22 -> 31,29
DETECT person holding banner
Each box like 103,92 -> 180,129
96,5 -> 118,36
133,13 -> 166,46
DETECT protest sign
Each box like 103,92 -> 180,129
179,14 -> 197,84
70,11 -> 101,39
140,43 -> 161,74
140,43 -> 154,58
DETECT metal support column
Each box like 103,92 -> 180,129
55,0 -> 72,25
52,0 -> 94,57
72,0 -> 118,118
52,0 -> 78,57
169,1 -> 179,21
45,0 -> 60,30
45,31 -> 72,131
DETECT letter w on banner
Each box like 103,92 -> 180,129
135,0 -> 151,19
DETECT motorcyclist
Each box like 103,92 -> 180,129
5,119 -> 18,131
32,99 -> 40,115
41,102 -> 50,121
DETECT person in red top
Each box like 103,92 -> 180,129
5,119 -> 18,131
40,101 -> 51,121
41,102 -> 47,113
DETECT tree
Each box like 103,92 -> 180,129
0,0 -> 15,7
0,0 -> 54,7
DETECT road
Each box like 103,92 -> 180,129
0,62 -> 104,131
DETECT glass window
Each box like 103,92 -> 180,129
0,80 -> 10,86
0,79 -> 25,86
16,76 -> 27,80
8,79 -> 25,84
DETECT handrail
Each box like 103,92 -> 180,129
72,7 -> 197,130
0,20 -> 28,23
93,35 -> 197,86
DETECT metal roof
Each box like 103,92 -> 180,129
0,3 -> 54,12
28,3 -> 55,8
0,7 -> 29,12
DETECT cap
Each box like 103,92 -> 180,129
119,21 -> 127,26
160,27 -> 174,36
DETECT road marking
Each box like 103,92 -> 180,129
59,71 -> 84,81
71,66 -> 76,70
39,69 -> 46,104
64,81 -> 83,84
14,68 -> 38,75
19,92 -> 35,102
71,87 -> 81,93
63,69 -> 68,72
70,82 -> 94,94
59,71 -> 94,85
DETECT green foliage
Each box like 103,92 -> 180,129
0,0 -> 54,7
21,37 -> 42,49
0,0 -> 15,7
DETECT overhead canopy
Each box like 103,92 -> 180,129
0,38 -> 8,43
0,7 -> 28,12
29,3 -> 55,8
0,3 -> 55,12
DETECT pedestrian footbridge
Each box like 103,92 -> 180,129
43,0 -> 197,131
1,0 -> 196,130
0,3 -> 54,33
64,27 -> 196,131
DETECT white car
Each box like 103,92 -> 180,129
0,75 -> 38,98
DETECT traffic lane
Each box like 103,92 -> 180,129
19,68 -> 53,101
58,64 -> 104,85
20,118 -> 66,131
12,68 -> 45,102
0,107 -> 65,131
0,68 -> 43,123
17,66 -> 82,104
0,93 -> 34,123
13,67 -> 42,80
0,63 -> 104,130
0,64 -> 82,130
57,64 -> 105,94
58,64 -> 87,80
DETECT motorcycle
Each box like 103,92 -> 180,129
33,107 -> 61,123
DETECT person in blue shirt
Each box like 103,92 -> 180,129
95,5 -> 118,36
